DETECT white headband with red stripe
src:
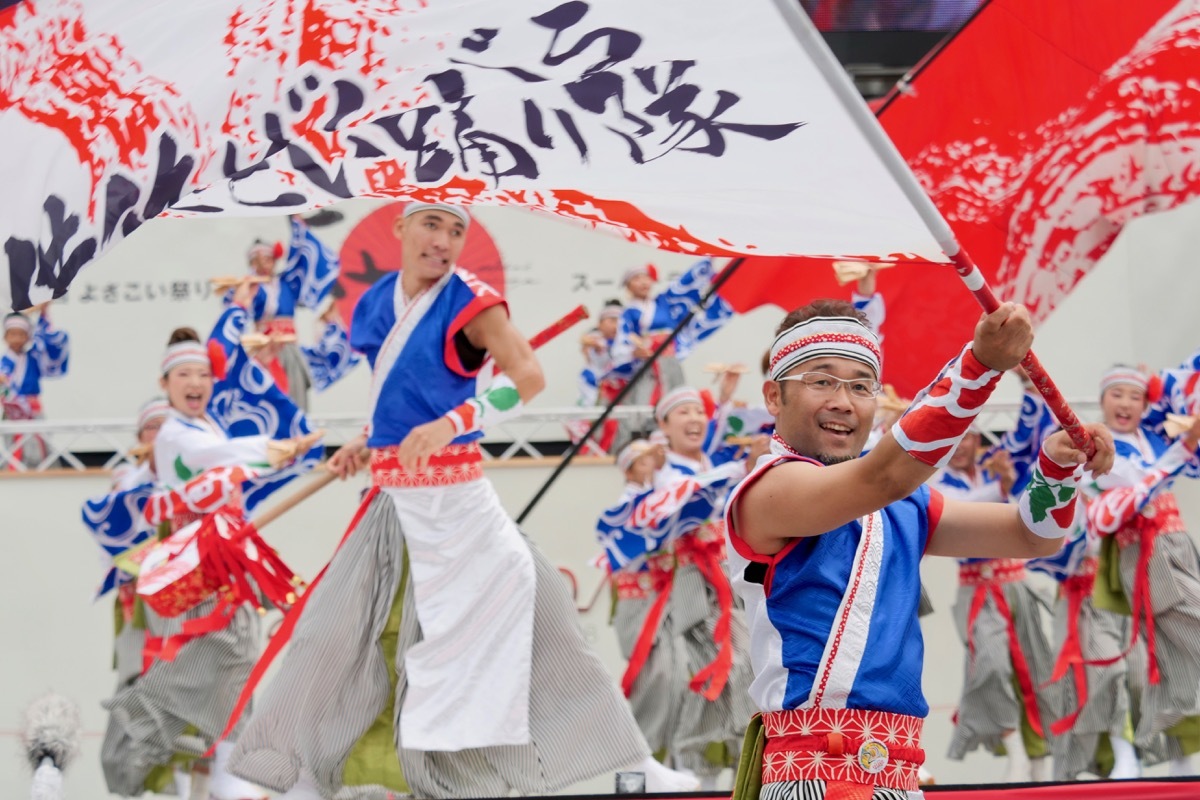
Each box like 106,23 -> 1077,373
655,386 -> 703,424
161,342 -> 210,375
616,439 -> 656,472
3,314 -> 32,334
137,397 -> 171,431
769,316 -> 882,381
1100,366 -> 1149,395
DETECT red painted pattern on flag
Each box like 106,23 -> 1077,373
0,1 -> 201,214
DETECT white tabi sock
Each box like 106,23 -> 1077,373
171,766 -> 192,799
1001,731 -> 1031,783
622,756 -> 701,792
29,758 -> 63,800
1169,754 -> 1195,777
1029,756 -> 1050,782
1109,736 -> 1142,779
917,763 -> 936,784
207,741 -> 268,800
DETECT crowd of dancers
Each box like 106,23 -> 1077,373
44,202 -> 1200,799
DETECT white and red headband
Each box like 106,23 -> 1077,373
403,202 -> 471,228
655,385 -> 703,424
161,342 -> 210,375
3,313 -> 32,334
622,263 -> 658,286
1100,365 -> 1162,402
247,240 -> 283,261
599,303 -> 624,321
1099,366 -> 1146,393
616,439 -> 656,473
137,397 -> 171,431
769,316 -> 882,381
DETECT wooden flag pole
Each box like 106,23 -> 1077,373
771,0 -> 1095,456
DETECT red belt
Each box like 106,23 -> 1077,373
370,443 -> 483,488
140,506 -> 299,673
963,560 -> 1044,739
619,524 -> 734,702
761,707 -> 924,792
958,557 -> 1026,586
1046,557 -> 1098,735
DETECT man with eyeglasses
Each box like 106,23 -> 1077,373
723,298 -> 1114,800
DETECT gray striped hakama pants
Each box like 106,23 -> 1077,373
613,562 -> 756,778
277,341 -> 312,413
230,489 -> 649,800
1048,594 -> 1130,780
1117,530 -> 1200,747
947,576 -> 1058,760
101,598 -> 260,796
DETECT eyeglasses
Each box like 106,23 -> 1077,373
777,371 -> 883,399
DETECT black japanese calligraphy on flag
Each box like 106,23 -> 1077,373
0,0 -> 950,311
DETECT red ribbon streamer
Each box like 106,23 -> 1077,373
1046,573 -> 1093,736
966,584 -> 1045,739
619,530 -> 735,702
685,538 -> 736,701
620,564 -> 674,698
1084,514 -> 1167,684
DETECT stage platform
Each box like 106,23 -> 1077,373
543,777 -> 1200,800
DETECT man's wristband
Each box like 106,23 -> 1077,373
1017,447 -> 1083,539
891,344 -> 1003,468
444,376 -> 525,436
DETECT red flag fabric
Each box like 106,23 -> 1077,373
726,0 -> 1200,396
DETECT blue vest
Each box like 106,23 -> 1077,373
728,455 -> 937,717
351,270 -> 505,448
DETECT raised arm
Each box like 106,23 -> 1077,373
734,304 -> 1036,552
925,427 -> 1112,559
32,313 -> 70,378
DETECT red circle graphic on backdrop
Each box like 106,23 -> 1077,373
333,202 -> 506,327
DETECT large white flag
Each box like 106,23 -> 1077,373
0,0 -> 948,311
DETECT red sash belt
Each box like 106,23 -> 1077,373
962,559 -> 1044,738
618,523 -> 734,702
1099,493 -> 1185,685
958,558 -> 1026,586
371,443 -> 483,488
761,707 -> 924,791
1046,557 -> 1098,735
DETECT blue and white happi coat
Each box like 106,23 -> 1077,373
724,442 -> 941,716
0,315 -> 69,406
237,217 -> 341,324
83,309 -> 321,596
597,450 -> 744,573
610,257 -> 733,371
